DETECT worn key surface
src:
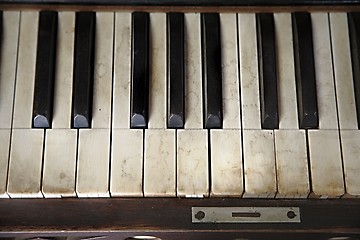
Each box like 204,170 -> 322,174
32,11 -> 58,129
72,11 -> 95,129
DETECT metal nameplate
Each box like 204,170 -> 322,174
192,207 -> 300,223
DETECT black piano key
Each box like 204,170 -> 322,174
32,11 -> 58,128
131,12 -> 149,129
348,12 -> 360,129
72,12 -> 95,129
257,13 -> 279,130
167,12 -> 184,129
201,13 -> 222,129
292,12 -> 319,129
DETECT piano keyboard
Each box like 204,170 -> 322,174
0,10 -> 360,199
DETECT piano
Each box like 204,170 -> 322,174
1,0 -> 360,239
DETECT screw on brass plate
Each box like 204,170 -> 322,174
287,210 -> 296,219
195,210 -> 206,220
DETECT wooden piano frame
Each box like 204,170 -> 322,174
1,1 -> 360,239
0,198 -> 360,239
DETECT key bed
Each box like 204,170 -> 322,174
1,10 -> 360,199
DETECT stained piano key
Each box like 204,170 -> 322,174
210,129 -> 243,197
144,129 -> 176,197
308,13 -> 344,198
43,129 -> 77,198
209,13 -> 242,197
178,14 -> 207,197
275,129 -> 309,198
0,11 -> 20,198
184,13 -> 203,129
148,13 -> 167,129
167,12 -> 185,129
112,12 -> 131,129
111,129 -> 144,197
8,12 -> 45,198
131,12 -> 149,129
348,12 -> 360,129
32,11 -> 58,129
243,130 -> 276,198
257,13 -> 279,130
7,129 -> 44,198
292,12 -> 319,129
77,129 -> 110,197
201,13 -> 222,129
274,13 -> 309,198
72,11 -> 95,129
145,13 -> 176,196
110,13 -> 144,197
239,13 -> 276,198
339,130 -> 360,197
42,12 -> 77,198
177,129 -> 209,198
76,12 -> 113,197
12,12 -> 38,129
331,12 -> 360,197
220,13 -> 241,130
239,13 -> 261,130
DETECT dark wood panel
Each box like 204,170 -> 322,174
0,198 -> 360,239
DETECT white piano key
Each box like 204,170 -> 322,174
0,130 -> 10,198
238,13 -> 261,130
148,13 -> 167,129
12,11 -> 38,129
330,12 -> 358,130
42,12 -> 77,198
145,14 -> 175,197
112,12 -> 131,129
275,130 -> 309,198
0,12 -> 20,199
92,12 -> 114,129
274,13 -> 298,129
220,13 -> 241,129
144,129 -> 175,196
210,130 -> 243,197
330,13 -> 360,198
312,13 -> 338,129
7,129 -> 44,198
177,129 -> 208,197
0,12 -> 20,129
184,13 -> 203,129
51,12 -> 75,129
110,129 -> 143,197
274,13 -> 310,199
306,13 -> 344,199
76,129 -> 110,197
308,130 -> 344,198
76,13 -> 113,198
42,129 -> 77,198
243,130 -> 276,198
340,130 -> 360,197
